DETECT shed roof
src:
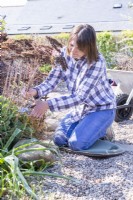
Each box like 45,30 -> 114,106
0,0 -> 133,34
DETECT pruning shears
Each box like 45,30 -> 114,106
18,103 -> 35,114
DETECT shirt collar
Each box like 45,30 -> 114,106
72,56 -> 87,65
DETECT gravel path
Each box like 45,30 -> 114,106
28,82 -> 133,200
28,119 -> 133,200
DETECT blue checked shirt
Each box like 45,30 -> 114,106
35,47 -> 116,122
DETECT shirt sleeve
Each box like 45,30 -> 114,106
47,57 -> 105,112
34,65 -> 63,98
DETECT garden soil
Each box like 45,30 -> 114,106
0,34 -> 63,95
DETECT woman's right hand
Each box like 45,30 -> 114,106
21,88 -> 37,99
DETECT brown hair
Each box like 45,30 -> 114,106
67,24 -> 98,64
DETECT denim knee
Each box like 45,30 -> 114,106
53,133 -> 68,147
68,139 -> 85,151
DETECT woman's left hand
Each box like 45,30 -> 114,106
30,100 -> 49,119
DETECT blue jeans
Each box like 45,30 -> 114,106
53,109 -> 116,151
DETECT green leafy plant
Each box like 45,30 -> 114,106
39,64 -> 52,74
11,34 -> 32,40
0,96 -> 34,149
0,96 -> 74,199
0,18 -> 6,32
116,30 -> 133,56
54,32 -> 69,45
97,32 -> 117,68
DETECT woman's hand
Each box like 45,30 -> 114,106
30,100 -> 49,119
22,88 -> 37,99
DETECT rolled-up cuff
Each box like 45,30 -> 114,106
47,99 -> 58,112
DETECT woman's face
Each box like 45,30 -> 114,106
69,36 -> 86,59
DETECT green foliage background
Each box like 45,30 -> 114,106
55,30 -> 133,69
12,30 -> 133,72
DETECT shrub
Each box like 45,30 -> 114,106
116,30 -> 133,56
39,64 -> 52,74
97,32 -> 117,68
0,18 -> 6,32
54,32 -> 70,45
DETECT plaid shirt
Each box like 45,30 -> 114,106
35,47 -> 116,122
